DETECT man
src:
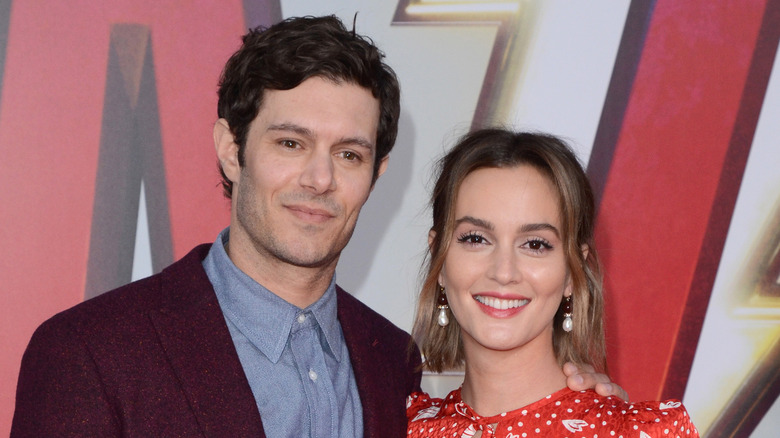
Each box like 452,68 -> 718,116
12,15 -> 621,437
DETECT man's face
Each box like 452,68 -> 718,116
216,77 -> 386,279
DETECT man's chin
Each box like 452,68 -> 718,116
273,246 -> 341,269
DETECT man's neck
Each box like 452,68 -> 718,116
224,241 -> 337,309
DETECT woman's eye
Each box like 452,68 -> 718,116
524,238 -> 552,253
457,233 -> 486,245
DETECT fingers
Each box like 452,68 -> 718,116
594,382 -> 629,401
564,362 -> 606,389
562,362 -> 628,401
563,362 -> 595,377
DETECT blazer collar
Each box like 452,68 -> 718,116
148,245 -> 266,437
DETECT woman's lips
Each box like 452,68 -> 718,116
473,294 -> 529,318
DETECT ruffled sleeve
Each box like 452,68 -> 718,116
406,391 -> 444,422
618,399 -> 699,437
562,393 -> 699,437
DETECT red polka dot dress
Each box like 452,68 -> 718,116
407,388 -> 699,438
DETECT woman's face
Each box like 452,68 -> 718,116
439,165 -> 570,357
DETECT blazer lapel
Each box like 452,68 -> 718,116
148,246 -> 265,437
337,287 -> 421,438
338,288 -> 391,437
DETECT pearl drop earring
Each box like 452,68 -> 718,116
437,285 -> 449,327
562,295 -> 573,333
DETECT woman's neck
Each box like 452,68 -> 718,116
460,343 -> 567,417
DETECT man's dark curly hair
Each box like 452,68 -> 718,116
216,15 -> 401,198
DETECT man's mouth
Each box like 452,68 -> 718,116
287,204 -> 336,222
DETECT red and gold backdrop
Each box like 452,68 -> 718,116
1,1 -> 778,436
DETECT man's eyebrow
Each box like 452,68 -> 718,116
267,123 -> 375,151
338,136 -> 375,151
267,123 -> 313,137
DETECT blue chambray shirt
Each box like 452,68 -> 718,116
202,228 -> 363,437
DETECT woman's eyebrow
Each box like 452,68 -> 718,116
454,216 -> 493,230
520,222 -> 560,238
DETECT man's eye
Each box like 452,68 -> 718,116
341,151 -> 361,161
281,140 -> 298,148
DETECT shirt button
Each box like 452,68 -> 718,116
308,369 -> 318,381
297,314 -> 306,324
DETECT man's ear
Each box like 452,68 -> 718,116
377,154 -> 389,178
369,154 -> 390,191
214,118 -> 240,184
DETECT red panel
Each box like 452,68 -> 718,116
0,1 -> 243,434
597,0 -> 767,400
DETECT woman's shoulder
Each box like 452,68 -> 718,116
407,388 -> 698,438
559,389 -> 699,437
406,389 -> 451,421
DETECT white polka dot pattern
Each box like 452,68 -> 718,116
406,388 -> 699,438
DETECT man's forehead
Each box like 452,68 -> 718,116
252,79 -> 380,139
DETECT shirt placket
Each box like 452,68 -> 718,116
290,312 -> 335,438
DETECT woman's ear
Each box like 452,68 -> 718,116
563,243 -> 591,298
429,230 -> 445,286
581,244 -> 590,261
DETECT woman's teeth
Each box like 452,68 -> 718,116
474,295 -> 529,310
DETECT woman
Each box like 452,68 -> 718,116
407,129 -> 698,437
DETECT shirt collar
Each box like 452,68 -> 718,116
203,227 -> 342,363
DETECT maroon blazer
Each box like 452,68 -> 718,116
12,244 -> 422,437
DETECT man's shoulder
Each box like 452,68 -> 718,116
335,286 -> 412,343
336,286 -> 423,394
33,244 -> 214,340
